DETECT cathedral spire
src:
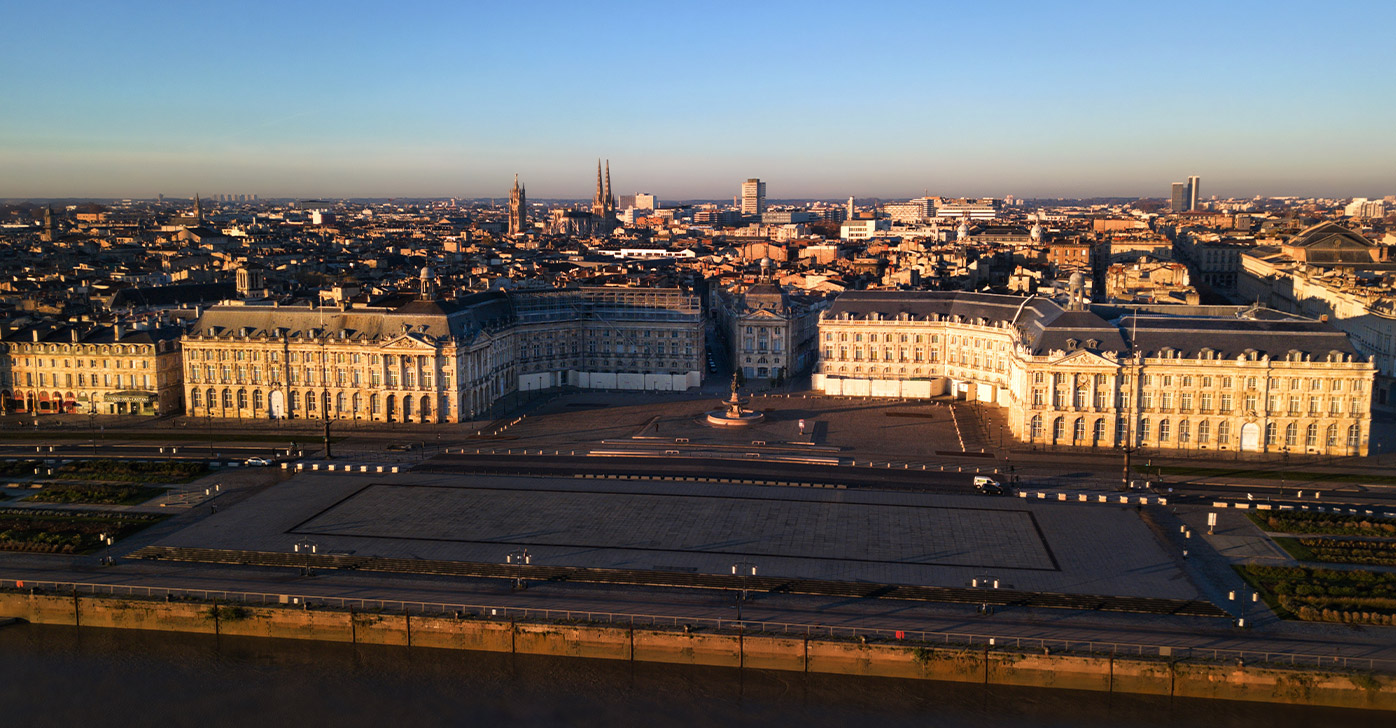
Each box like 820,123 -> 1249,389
595,159 -> 604,207
604,160 -> 613,211
194,193 -> 202,224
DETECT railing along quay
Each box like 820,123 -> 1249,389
1,577 -> 1387,673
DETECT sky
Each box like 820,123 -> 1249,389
2,0 -> 1394,201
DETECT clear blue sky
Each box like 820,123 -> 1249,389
2,0 -> 1393,200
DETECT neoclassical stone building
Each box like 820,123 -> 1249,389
813,290 -> 1374,456
181,285 -> 702,423
2,324 -> 183,416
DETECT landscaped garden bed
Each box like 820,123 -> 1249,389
23,483 -> 166,506
1247,510 -> 1396,537
0,508 -> 165,554
1238,565 -> 1396,625
53,459 -> 208,484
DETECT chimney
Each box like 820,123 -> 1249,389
71,329 -> 78,342
113,325 -> 123,340
32,330 -> 39,342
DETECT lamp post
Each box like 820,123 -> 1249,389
970,574 -> 1008,615
506,548 -> 531,590
98,532 -> 114,565
731,562 -> 757,622
294,538 -> 318,577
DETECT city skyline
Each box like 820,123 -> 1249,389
2,1 -> 1393,199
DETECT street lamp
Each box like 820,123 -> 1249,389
506,548 -> 532,590
731,562 -> 757,621
294,538 -> 318,577
969,574 -> 1009,615
98,532 -> 114,565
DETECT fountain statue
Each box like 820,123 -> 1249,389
705,373 -> 765,427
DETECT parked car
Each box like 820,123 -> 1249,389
973,475 -> 1005,496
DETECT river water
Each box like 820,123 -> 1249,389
0,623 -> 1386,727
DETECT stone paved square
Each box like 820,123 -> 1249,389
156,472 -> 1193,599
290,484 -> 1056,571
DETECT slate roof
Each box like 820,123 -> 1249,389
191,291 -> 512,343
826,291 -> 1359,359
1118,314 -> 1359,359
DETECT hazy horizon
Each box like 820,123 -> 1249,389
3,1 -> 1393,200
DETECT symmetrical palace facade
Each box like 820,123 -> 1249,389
179,286 -> 702,423
813,291 -> 1375,456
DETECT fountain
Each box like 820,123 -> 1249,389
705,373 -> 765,427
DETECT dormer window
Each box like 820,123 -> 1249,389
1086,338 -> 1099,349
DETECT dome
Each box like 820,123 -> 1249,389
1069,271 -> 1085,288
1030,222 -> 1043,241
420,265 -> 435,280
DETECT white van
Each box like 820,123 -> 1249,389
973,476 -> 1004,495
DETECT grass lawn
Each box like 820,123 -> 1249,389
24,483 -> 167,506
0,508 -> 166,554
0,431 -> 346,444
0,460 -> 40,478
53,459 -> 209,484
1135,464 -> 1396,486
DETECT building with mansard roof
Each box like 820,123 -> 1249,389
179,285 -> 702,423
1,323 -> 183,416
813,288 -> 1374,456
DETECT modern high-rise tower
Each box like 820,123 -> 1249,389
741,178 -> 766,215
1170,182 -> 1188,213
1170,175 -> 1201,213
508,174 -> 527,235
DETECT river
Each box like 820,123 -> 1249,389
0,623 -> 1386,727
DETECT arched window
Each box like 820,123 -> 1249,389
1092,418 -> 1105,444
1072,418 -> 1085,442
237,389 -> 247,409
1052,417 -> 1064,441
1348,424 -> 1361,448
322,391 -> 332,415
1159,419 -> 1171,442
1029,415 -> 1043,439
420,395 -> 431,417
206,388 -> 216,411
1264,422 -> 1276,446
369,394 -> 379,414
1199,420 -> 1211,444
1140,417 -> 1151,442
1218,421 -> 1231,445
222,389 -> 233,409
351,393 -> 361,415
1285,422 -> 1297,446
190,389 -> 201,408
290,391 -> 300,412
1178,420 -> 1190,444
253,390 -> 263,410
1305,423 -> 1318,447
1325,424 -> 1337,448
403,395 -> 414,417
336,392 -> 346,413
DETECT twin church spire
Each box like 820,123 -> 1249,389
592,158 -> 616,219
